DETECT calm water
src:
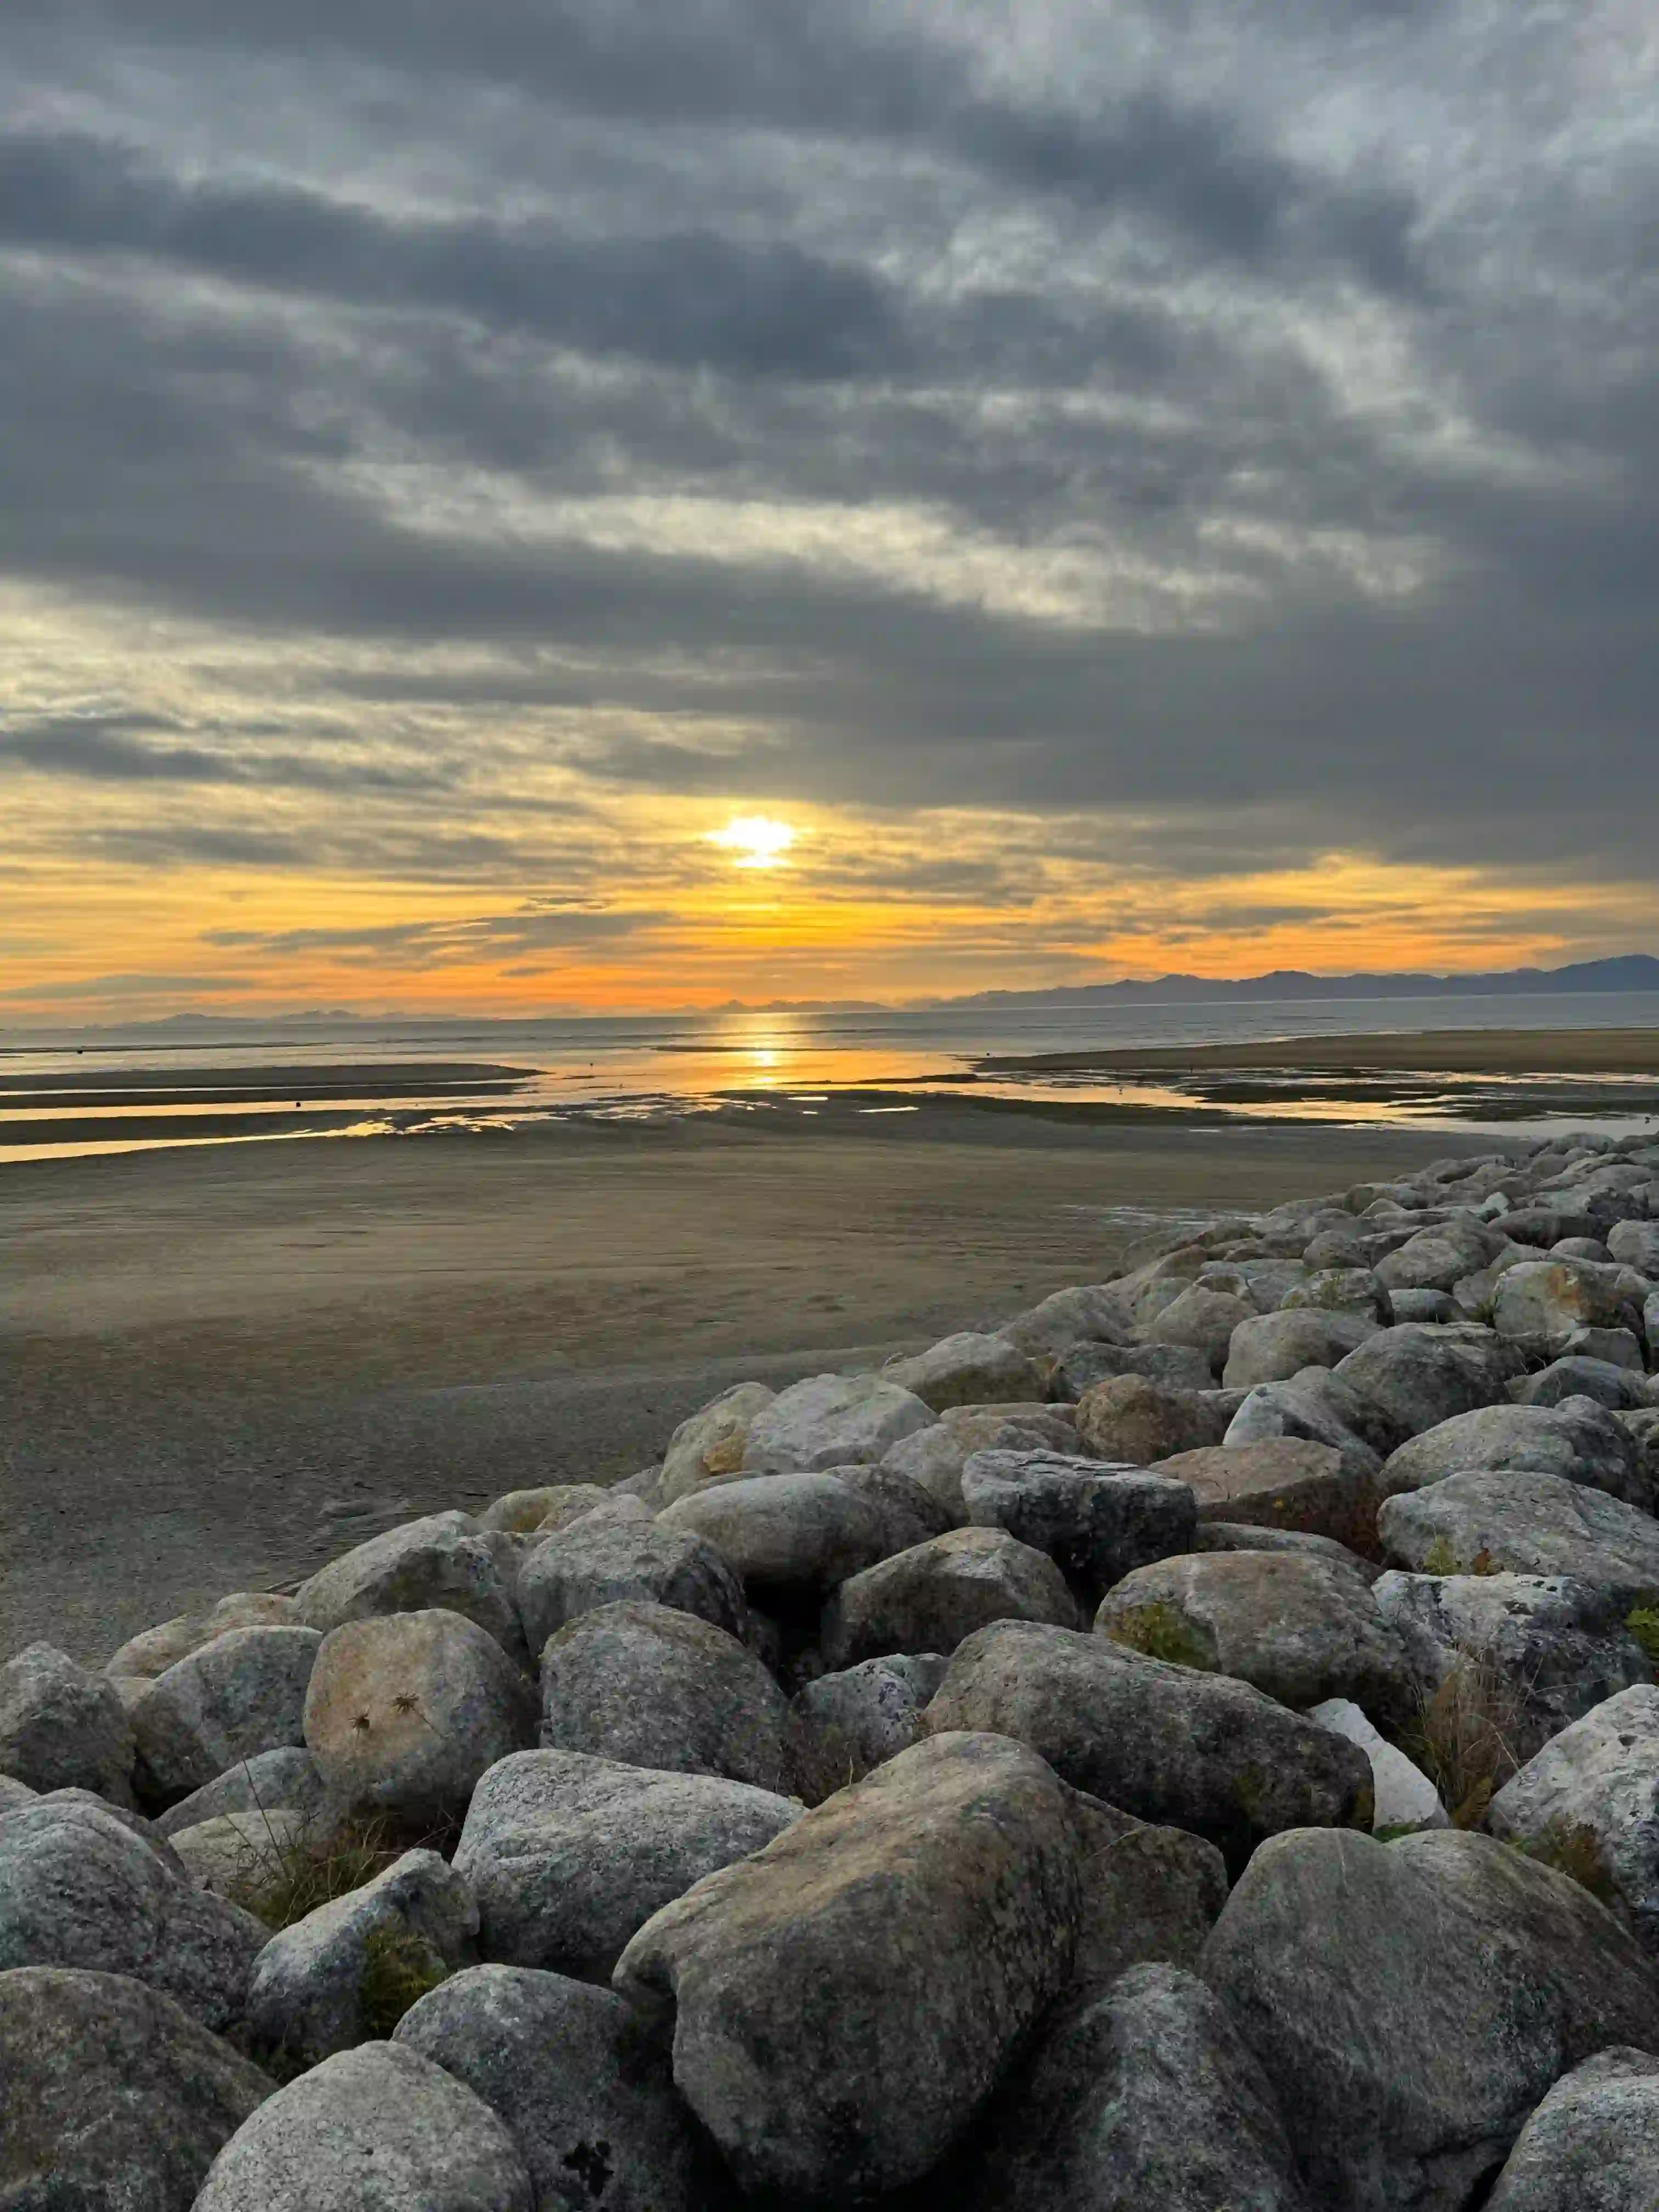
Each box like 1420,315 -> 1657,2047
6,991 -> 1659,1163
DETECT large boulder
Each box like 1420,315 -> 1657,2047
883,1331 -> 1047,1411
1282,1267 -> 1394,1322
247,1848 -> 478,2066
454,1749 -> 798,1979
1485,2046 -> 1659,2210
923,1620 -> 1372,1863
788,1654 -> 950,1802
1052,1339 -> 1216,1398
0,1796 -> 265,2032
1517,1356 -> 1651,1412
154,1744 -> 336,1841
1223,1375 -> 1388,1488
105,1592 -> 298,1680
1380,1400 -> 1646,1509
1331,1325 -> 1525,1445
741,1373 -> 933,1474
1494,1260 -> 1641,1351
304,1610 -> 537,1826
957,1962 -> 1310,2212
1158,1436 -> 1380,1553
1064,1801 -> 1230,2000
656,1472 -> 892,1595
539,1602 -> 792,1792
128,1626 -> 322,1803
996,1282 -> 1138,1358
193,2042 -> 534,2211
1201,1827 -> 1659,2212
1609,1219 -> 1659,1275
294,1512 -> 522,1652
613,1731 -> 1087,2198
959,1449 -> 1197,1602
882,1402 -> 1080,1520
1376,1220 -> 1504,1295
398,1965 -> 720,2212
1379,1469 -> 1659,1603
168,1809 -> 312,1905
1197,1521 -> 1383,1581
1488,1686 -> 1659,1954
0,1643 -> 136,1806
1096,1551 -> 1414,1724
1073,1375 -> 1233,1464
517,1519 -> 747,1656
1224,1308 -> 1379,1389
1308,1698 -> 1448,1835
820,1527 -> 1080,1668
0,1966 -> 273,2211
477,1484 -> 608,1534
1140,1285 -> 1257,1376
828,1461 -> 954,1551
1375,1570 -> 1654,1769
659,1381 -> 776,1503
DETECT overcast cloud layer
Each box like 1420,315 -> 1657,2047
3,0 -> 1657,1013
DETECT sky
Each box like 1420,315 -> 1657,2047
3,0 -> 1657,1021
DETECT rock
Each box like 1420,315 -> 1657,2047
476,1485 -> 608,1534
882,1402 -> 1080,1520
0,1966 -> 273,2211
1307,1697 -> 1448,1833
613,1731 -> 1087,2198
454,1749 -> 797,1980
1200,1826 -> 1659,2212
1223,1307 -> 1378,1388
1381,1400 -> 1646,1508
1376,1220 -> 1503,1295
294,1513 -> 522,1654
1073,1375 -> 1233,1463
1282,1266 -> 1395,1322
1196,1522 -> 1382,1581
1052,1338 -> 1217,1398
1064,1801 -> 1230,1999
305,1610 -> 537,1827
1495,1260 -> 1640,1350
517,1518 -> 746,1656
1485,2046 -> 1659,2210
1562,1325 -> 1648,1372
1379,1468 -> 1659,1602
1609,1219 -> 1659,1275
168,1808 -> 312,1903
788,1654 -> 949,1800
397,1964 -> 719,2212
247,1848 -> 478,2066
1223,1376 -> 1388,1489
540,1601 -> 792,1791
1517,1357 -> 1650,1412
827,1460 -> 954,1550
105,1592 -> 298,1680
0,1795 -> 265,2030
821,1526 -> 1080,1667
656,1472 -> 891,1594
1097,1551 -> 1414,1723
996,1282 -> 1132,1359
1375,1570 -> 1654,1767
193,2041 -> 534,2211
1331,1324 -> 1525,1444
128,1626 -> 323,1803
957,1963 -> 1310,2212
924,1620 -> 1372,1862
960,1449 -> 1197,1602
1488,1686 -> 1659,1952
0,1642 -> 136,1805
883,1330 -> 1047,1411
741,1372 -> 933,1474
1159,1436 -> 1380,1551
1139,1283 -> 1257,1374
659,1381 -> 776,1504
154,1745 -> 336,1841
1392,1287 -> 1460,1323
0,1777 -> 35,1814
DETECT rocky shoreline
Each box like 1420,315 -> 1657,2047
7,1126 -> 1659,2207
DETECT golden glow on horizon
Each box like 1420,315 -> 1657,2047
707,815 -> 797,868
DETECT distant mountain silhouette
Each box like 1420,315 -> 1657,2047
922,953 -> 1659,1011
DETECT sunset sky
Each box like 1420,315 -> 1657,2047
4,1 -> 1657,1022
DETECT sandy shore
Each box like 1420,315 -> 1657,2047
980,1025 -> 1659,1076
2,1102 -> 1496,1660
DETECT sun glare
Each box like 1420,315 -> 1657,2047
708,814 -> 797,868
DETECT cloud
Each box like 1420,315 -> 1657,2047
201,907 -> 677,966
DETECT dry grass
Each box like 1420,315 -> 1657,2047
1401,1645 -> 1530,1830
236,1815 -> 409,1930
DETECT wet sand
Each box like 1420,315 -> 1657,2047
3,1102 -> 1493,1661
981,1025 -> 1659,1076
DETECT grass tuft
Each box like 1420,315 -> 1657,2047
1400,1645 -> 1527,1830
358,1925 -> 450,2037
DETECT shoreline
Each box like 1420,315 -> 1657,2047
977,1023 -> 1659,1077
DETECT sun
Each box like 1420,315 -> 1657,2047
707,815 -> 797,869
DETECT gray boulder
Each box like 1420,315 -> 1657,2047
129,1626 -> 322,1803
0,1796 -> 265,2031
741,1372 -> 933,1474
788,1653 -> 949,1802
1065,1800 -> 1229,2001
1223,1307 -> 1378,1389
996,1282 -> 1134,1359
1379,1468 -> 1659,1602
1376,1220 -> 1503,1295
398,1965 -> 719,2212
105,1593 -> 298,1680
882,1402 -> 1080,1520
1517,1357 -> 1650,1412
614,1731 -> 1087,2198
828,1461 -> 954,1551
1201,1827 -> 1659,2212
1141,1285 -> 1257,1376
1609,1219 -> 1659,1275
454,1748 -> 798,1979
1223,1376 -> 1387,1489
960,1449 -> 1197,1602
656,1472 -> 891,1594
1074,1375 -> 1233,1463
248,1848 -> 478,2066
1052,1339 -> 1216,1398
193,2041 -> 534,2211
0,1643 -> 136,1807
1331,1325 -> 1525,1445
1283,1267 -> 1394,1322
821,1526 -> 1080,1668
1486,2046 -> 1659,2211
1096,1551 -> 1413,1724
539,1601 -> 792,1791
883,1330 -> 1047,1411
154,1745 -> 336,1841
294,1512 -> 522,1652
958,1962 -> 1310,2212
1308,1698 -> 1448,1834
659,1381 -> 776,1503
1393,1288 -> 1460,1323
0,1966 -> 273,2211
1197,1522 -> 1382,1581
1561,1326 -> 1647,1372
924,1620 -> 1372,1863
1381,1400 -> 1646,1508
1159,1436 -> 1381,1553
304,1610 -> 538,1826
477,1483 -> 607,1534
517,1518 -> 747,1655
168,1809 -> 311,1904
1494,1260 -> 1640,1350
